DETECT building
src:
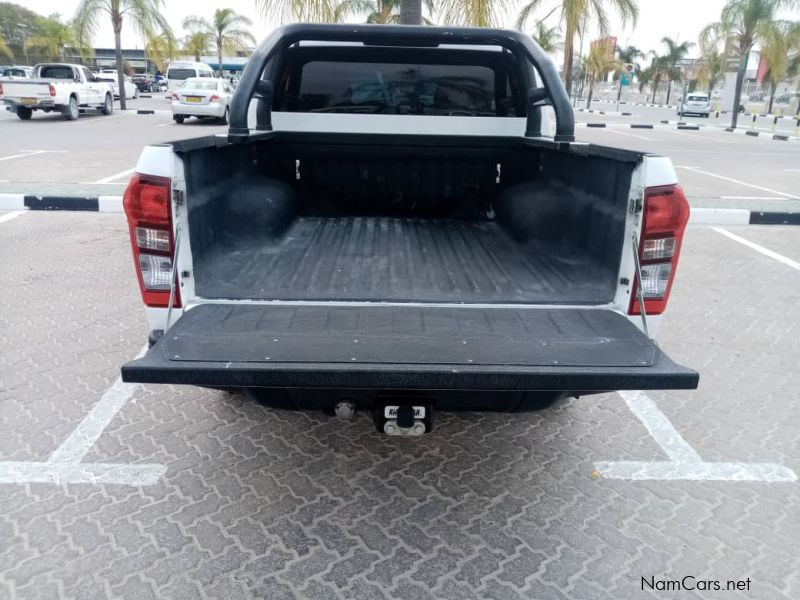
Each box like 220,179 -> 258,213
61,48 -> 250,77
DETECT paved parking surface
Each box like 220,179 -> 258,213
1,211 -> 798,599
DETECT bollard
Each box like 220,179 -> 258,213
796,117 -> 800,135
715,110 -> 720,122
751,113 -> 757,129
773,115 -> 778,132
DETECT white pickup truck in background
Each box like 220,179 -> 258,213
0,63 -> 114,121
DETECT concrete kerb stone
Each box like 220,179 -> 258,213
0,194 -> 123,213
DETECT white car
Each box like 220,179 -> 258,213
677,92 -> 711,117
95,72 -> 138,99
171,77 -> 234,124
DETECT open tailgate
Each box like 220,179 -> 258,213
122,305 -> 698,390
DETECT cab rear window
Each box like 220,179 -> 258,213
39,66 -> 74,79
276,49 -> 523,117
168,69 -> 196,80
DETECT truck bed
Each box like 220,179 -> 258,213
194,216 -> 607,303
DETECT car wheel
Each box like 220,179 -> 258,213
100,93 -> 113,115
173,115 -> 185,124
220,107 -> 229,125
63,96 -> 79,121
16,106 -> 33,120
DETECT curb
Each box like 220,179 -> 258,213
690,208 -> 800,226
0,194 -> 123,213
575,121 -> 800,142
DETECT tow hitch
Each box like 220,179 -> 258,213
374,399 -> 434,436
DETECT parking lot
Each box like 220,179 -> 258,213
1,97 -> 799,599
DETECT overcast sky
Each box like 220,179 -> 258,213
17,0 -> 800,58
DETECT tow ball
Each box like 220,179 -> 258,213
374,400 -> 434,436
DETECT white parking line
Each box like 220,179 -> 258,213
711,227 -> 800,271
676,166 -> 800,199
720,196 -> 785,200
0,344 -> 167,486
595,391 -> 797,482
0,151 -> 45,162
0,210 -> 25,224
156,122 -> 175,127
91,167 -> 136,184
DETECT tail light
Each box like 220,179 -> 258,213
0,83 -> 4,95
209,94 -> 220,102
49,83 -> 56,97
123,174 -> 180,308
629,184 -> 690,316
171,93 -> 179,100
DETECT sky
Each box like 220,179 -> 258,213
16,0 -> 800,59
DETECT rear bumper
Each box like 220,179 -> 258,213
171,102 -> 226,118
3,98 -> 57,110
122,304 -> 698,393
680,106 -> 710,115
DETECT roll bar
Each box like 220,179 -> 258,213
228,23 -> 575,143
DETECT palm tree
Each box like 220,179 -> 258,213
616,44 -> 642,73
695,44 -> 726,96
183,9 -> 255,77
0,34 -> 14,61
182,32 -> 211,62
658,37 -> 693,105
585,42 -> 618,108
146,31 -> 176,74
440,0 -> 514,27
74,0 -> 171,110
337,0 -> 402,22
701,0 -> 800,128
531,22 -> 562,54
24,14 -> 79,62
760,21 -> 800,114
516,0 -> 639,97
400,0 -> 423,23
256,0 -> 341,22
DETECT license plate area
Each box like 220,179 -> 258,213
21,97 -> 37,105
185,96 -> 202,103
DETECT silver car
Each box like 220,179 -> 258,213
677,93 -> 711,117
171,78 -> 234,124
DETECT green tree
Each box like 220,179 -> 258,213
516,0 -> 639,96
701,0 -> 800,127
440,0 -> 513,27
658,36 -> 693,105
760,21 -> 800,113
531,21 -> 562,53
256,0 -> 341,22
616,44 -> 642,74
0,2 -> 46,59
0,32 -> 12,60
695,42 -> 726,95
23,14 -> 79,62
336,0 -> 434,24
74,0 -> 171,110
145,31 -> 176,73
182,32 -> 211,62
585,41 -> 618,108
183,9 -> 255,77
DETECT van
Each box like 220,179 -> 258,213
165,61 -> 215,94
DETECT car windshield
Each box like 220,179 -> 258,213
168,69 -> 197,80
180,80 -> 218,90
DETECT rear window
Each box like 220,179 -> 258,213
181,80 -> 218,90
3,68 -> 28,77
687,95 -> 708,102
168,69 -> 197,80
39,66 -> 74,79
280,59 -> 516,116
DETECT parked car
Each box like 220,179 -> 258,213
0,63 -> 114,120
122,24 -> 697,434
1,66 -> 34,78
95,71 -> 139,99
132,74 -> 159,93
677,92 -> 711,117
170,77 -> 233,123
165,61 -> 215,96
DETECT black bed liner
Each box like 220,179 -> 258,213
194,217 -> 611,304
122,304 -> 698,391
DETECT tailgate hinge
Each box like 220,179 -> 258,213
173,189 -> 184,206
629,187 -> 643,215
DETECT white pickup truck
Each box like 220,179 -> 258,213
121,25 -> 698,435
0,63 -> 114,120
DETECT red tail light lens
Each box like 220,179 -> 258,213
49,84 -> 56,97
171,93 -> 179,101
123,174 -> 180,308
629,184 -> 690,316
0,83 -> 4,95
209,94 -> 220,102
